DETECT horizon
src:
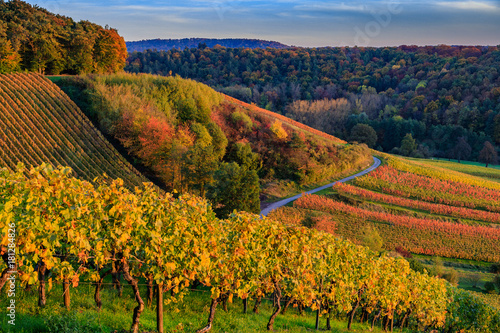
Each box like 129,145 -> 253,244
22,0 -> 500,48
126,37 -> 499,48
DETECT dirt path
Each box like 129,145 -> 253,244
260,156 -> 382,217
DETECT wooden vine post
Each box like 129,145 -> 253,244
63,279 -> 70,310
157,283 -> 164,333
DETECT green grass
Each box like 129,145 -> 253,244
410,157 -> 500,182
412,254 -> 494,271
413,254 -> 499,294
0,281 -> 403,333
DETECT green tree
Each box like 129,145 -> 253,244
182,144 -> 218,197
226,142 -> 261,171
453,136 -> 472,163
400,133 -> 417,156
478,141 -> 498,167
349,123 -> 377,148
207,162 -> 260,217
361,224 -> 383,252
206,122 -> 228,160
494,114 -> 500,145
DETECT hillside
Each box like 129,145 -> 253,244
126,38 -> 289,52
55,73 -> 372,216
269,153 -> 500,320
0,73 -> 148,188
126,45 -> 500,162
270,153 -> 500,261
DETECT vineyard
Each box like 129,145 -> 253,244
0,73 -> 148,189
353,165 -> 500,212
269,154 -> 500,310
292,193 -> 500,262
412,158 -> 500,182
335,183 -> 500,224
3,165 -> 498,333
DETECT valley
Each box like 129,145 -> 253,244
0,1 -> 499,332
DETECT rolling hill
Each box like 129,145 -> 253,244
54,73 -> 372,210
0,73 -> 148,188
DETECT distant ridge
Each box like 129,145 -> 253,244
126,38 -> 289,52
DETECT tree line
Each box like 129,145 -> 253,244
0,0 -> 127,74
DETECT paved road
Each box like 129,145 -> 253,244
260,156 -> 382,217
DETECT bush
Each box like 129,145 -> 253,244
490,263 -> 500,274
484,281 -> 497,294
442,270 -> 459,286
407,258 -> 427,274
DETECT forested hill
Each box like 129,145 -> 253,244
56,73 -> 371,217
126,45 -> 500,162
0,0 -> 127,75
126,38 -> 289,52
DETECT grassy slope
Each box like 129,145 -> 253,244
413,158 -> 500,182
0,73 -> 148,188
0,280 -> 403,333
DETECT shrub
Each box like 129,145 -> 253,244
484,281 -> 497,294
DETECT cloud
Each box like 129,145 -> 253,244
293,2 -> 368,13
436,1 -> 499,11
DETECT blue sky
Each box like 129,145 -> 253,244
25,0 -> 500,47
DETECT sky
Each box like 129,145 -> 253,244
24,0 -> 500,47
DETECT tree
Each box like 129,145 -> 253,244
0,22 -> 20,73
478,141 -> 498,167
494,114 -> 500,145
400,133 -> 417,156
270,120 -> 288,140
182,144 -> 219,197
361,224 -> 383,252
207,162 -> 260,217
453,136 -> 472,163
349,123 -> 377,148
226,142 -> 261,171
0,0 -> 126,74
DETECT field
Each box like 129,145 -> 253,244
0,73 -> 148,188
53,73 -> 372,204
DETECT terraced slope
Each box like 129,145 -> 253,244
0,73 -> 148,188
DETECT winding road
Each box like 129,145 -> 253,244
260,156 -> 382,217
